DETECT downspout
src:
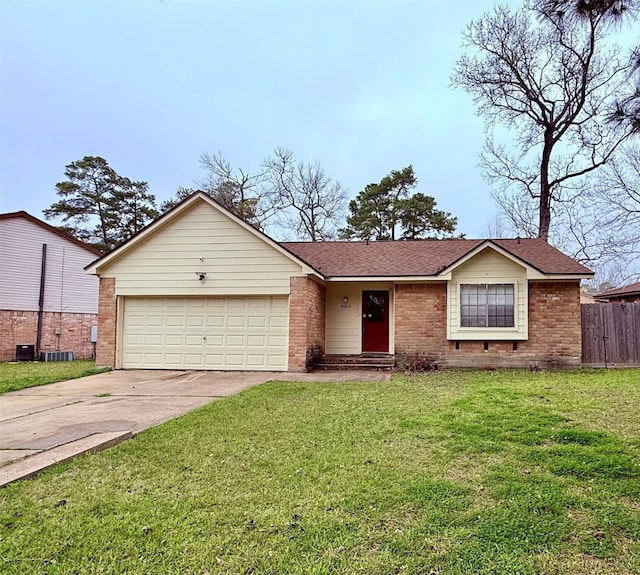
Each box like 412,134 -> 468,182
35,243 -> 47,357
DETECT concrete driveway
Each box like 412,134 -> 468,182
0,370 -> 272,486
0,368 -> 391,487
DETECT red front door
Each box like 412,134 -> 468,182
362,291 -> 389,353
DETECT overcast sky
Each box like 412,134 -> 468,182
1,0 -> 515,239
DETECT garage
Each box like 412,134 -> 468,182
122,296 -> 289,371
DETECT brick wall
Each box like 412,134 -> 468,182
522,281 -> 582,366
393,281 -> 582,368
288,276 -> 326,371
394,283 -> 451,360
96,277 -> 117,368
0,310 -> 97,362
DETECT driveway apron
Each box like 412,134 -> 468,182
0,370 -> 271,486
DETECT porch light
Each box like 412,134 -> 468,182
343,296 -> 349,304
195,272 -> 207,281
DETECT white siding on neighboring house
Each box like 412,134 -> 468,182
102,201 -> 306,296
0,216 -> 99,314
325,282 -> 394,354
447,248 -> 528,341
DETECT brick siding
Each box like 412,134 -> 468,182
394,283 -> 451,359
288,276 -> 326,371
96,277 -> 117,368
394,281 -> 582,368
0,310 -> 97,362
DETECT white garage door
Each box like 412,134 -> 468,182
122,297 -> 289,371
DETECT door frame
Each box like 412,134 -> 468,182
361,289 -> 390,353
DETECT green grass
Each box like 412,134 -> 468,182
1,369 -> 639,574
0,360 -> 109,394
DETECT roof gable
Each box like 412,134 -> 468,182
85,192 -> 319,276
0,211 -> 102,256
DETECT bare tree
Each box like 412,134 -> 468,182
482,213 -> 511,239
264,148 -> 347,241
452,1 -> 634,241
585,144 -> 640,263
198,152 -> 282,231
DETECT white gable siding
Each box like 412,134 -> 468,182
102,201 -> 306,296
0,217 -> 99,314
448,248 -> 528,340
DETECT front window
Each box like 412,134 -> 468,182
460,284 -> 515,328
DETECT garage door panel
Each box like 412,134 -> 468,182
271,298 -> 288,309
123,296 -> 288,371
124,334 -> 144,346
267,354 -> 287,368
166,316 -> 185,327
269,316 -> 287,328
126,314 -> 145,327
205,335 -> 224,347
247,335 -> 266,347
205,353 -> 224,366
185,334 -> 203,346
247,355 -> 266,367
164,353 -> 183,365
186,315 -> 204,327
226,335 -> 245,347
228,316 -> 246,327
268,335 -> 287,347
145,334 -> 163,346
207,315 -> 225,328
185,354 -> 204,366
143,353 -> 163,364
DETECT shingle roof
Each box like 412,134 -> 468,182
597,281 -> 640,298
281,238 -> 592,278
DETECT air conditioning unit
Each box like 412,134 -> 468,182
16,344 -> 35,361
40,351 -> 74,362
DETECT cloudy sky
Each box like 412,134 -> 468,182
2,0 -> 514,239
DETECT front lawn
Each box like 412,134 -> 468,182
0,360 -> 110,394
1,369 -> 639,574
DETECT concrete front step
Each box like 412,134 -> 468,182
315,355 -> 395,371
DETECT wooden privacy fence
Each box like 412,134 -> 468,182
581,303 -> 640,366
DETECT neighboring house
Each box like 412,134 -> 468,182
580,290 -> 598,304
0,211 -> 100,362
86,192 -> 593,372
596,282 -> 640,303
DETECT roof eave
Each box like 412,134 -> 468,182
325,275 -> 446,282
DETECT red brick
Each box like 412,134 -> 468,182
96,277 -> 116,368
0,310 -> 97,361
288,277 -> 326,371
393,281 -> 582,368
